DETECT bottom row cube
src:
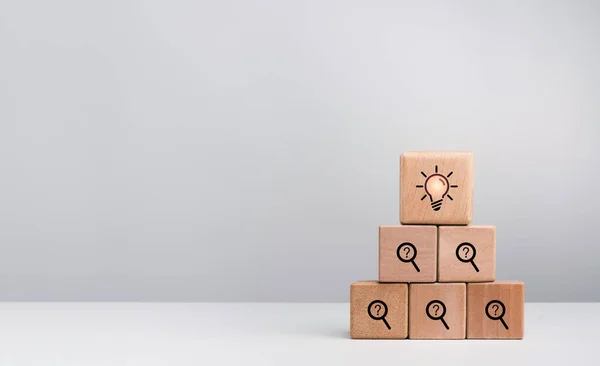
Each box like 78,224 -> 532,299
350,281 -> 524,339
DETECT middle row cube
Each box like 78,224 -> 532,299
379,225 -> 496,283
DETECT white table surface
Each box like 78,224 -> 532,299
0,303 -> 596,365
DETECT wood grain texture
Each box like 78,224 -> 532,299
467,281 -> 524,339
438,226 -> 496,282
409,283 -> 466,339
400,152 -> 473,225
379,225 -> 437,283
350,281 -> 408,339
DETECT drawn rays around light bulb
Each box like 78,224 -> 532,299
415,165 -> 459,211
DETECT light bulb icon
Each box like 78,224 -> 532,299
416,165 -> 458,211
424,174 -> 449,211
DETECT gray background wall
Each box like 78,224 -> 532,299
0,0 -> 599,302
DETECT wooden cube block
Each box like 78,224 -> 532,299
400,151 -> 473,225
408,283 -> 466,339
438,226 -> 496,282
467,281 -> 525,339
350,281 -> 408,339
379,225 -> 437,283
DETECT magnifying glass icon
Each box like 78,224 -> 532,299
396,242 -> 420,272
486,300 -> 509,330
456,242 -> 479,272
368,300 -> 391,330
426,299 -> 449,330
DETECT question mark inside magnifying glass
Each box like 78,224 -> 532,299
396,242 -> 420,272
368,300 -> 391,330
426,300 -> 449,330
485,300 -> 509,330
455,242 -> 479,272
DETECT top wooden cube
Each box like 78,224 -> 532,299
400,152 -> 473,225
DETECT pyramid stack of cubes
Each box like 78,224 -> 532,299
350,152 -> 524,340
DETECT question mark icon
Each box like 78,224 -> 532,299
485,300 -> 509,330
368,300 -> 391,330
397,243 -> 420,272
456,243 -> 479,272
426,300 -> 449,330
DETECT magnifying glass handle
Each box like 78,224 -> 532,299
411,261 -> 420,273
500,318 -> 509,330
382,318 -> 391,330
440,318 -> 449,330
470,261 -> 479,272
